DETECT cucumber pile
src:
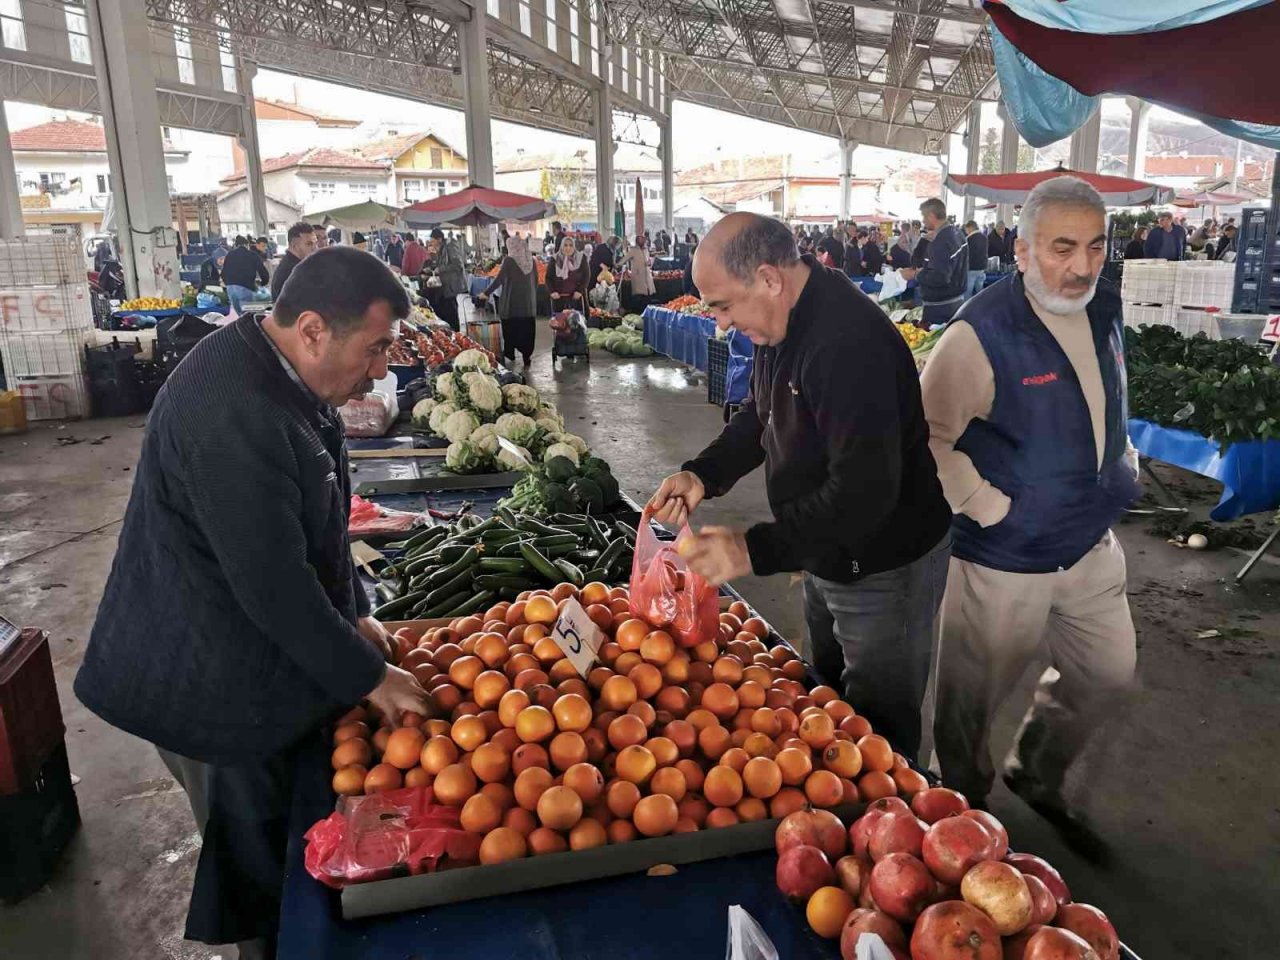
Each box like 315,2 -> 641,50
370,508 -> 637,621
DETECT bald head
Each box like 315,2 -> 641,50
693,212 -> 811,348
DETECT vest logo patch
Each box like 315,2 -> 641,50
1021,371 -> 1059,387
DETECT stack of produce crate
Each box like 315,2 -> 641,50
1119,260 -> 1178,330
0,236 -> 94,420
1122,258 -> 1247,340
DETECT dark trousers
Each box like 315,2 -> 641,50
501,315 -> 536,363
804,534 -> 950,762
158,745 -> 299,959
436,293 -> 460,331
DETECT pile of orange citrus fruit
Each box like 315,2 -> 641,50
331,581 -> 924,865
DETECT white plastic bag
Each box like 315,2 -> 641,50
725,905 -> 777,960
877,268 -> 909,302
854,932 -> 899,960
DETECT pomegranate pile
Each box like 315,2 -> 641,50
775,788 -> 1122,960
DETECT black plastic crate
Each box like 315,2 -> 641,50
0,741 -> 81,903
707,337 -> 729,406
85,339 -> 148,417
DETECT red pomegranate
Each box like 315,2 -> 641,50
838,907 -> 906,960
775,844 -> 835,901
911,787 -> 970,824
1022,874 -> 1058,926
922,816 -> 999,884
776,808 -> 846,859
1004,852 -> 1071,905
868,852 -> 935,923
1002,924 -> 1045,960
959,859 -> 1033,935
1054,903 -> 1120,960
851,796 -> 910,858
809,807 -> 850,859
835,855 -> 870,898
909,900 -> 1001,960
1023,926 -> 1100,960
868,811 -> 927,861
961,809 -> 1009,860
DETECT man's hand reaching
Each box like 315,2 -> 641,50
677,526 -> 753,586
648,471 -> 706,528
366,664 -> 431,725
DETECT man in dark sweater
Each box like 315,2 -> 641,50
905,198 -> 968,327
75,247 -> 428,958
222,236 -> 270,313
963,220 -> 989,300
649,213 -> 952,760
269,221 -> 317,301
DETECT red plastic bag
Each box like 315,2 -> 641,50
348,495 -> 426,536
303,784 -> 481,888
628,506 -> 720,648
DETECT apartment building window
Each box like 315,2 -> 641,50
309,181 -> 336,197
96,174 -> 111,193
1,0 -> 26,50
402,178 -> 423,200
173,27 -> 194,84
433,180 -> 447,196
39,172 -> 67,190
64,3 -> 90,63
430,148 -> 444,168
349,183 -> 378,197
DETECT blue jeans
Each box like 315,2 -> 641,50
804,533 -> 951,762
227,284 -> 255,313
966,269 -> 986,300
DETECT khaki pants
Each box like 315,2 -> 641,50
933,531 -> 1136,801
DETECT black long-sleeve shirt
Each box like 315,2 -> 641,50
684,256 -> 950,582
222,246 -> 270,289
966,231 -> 989,270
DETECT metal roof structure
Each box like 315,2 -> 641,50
138,0 -> 997,154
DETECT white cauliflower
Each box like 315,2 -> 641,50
496,443 -> 534,471
453,349 -> 492,374
494,412 -> 539,448
538,399 -> 560,420
434,371 -> 459,401
428,401 -> 458,435
411,397 -> 437,429
501,383 -> 541,416
445,440 -> 489,474
549,433 -> 589,457
543,442 -> 580,467
536,415 -> 564,435
442,408 -> 480,443
463,372 -> 504,416
469,423 -> 500,457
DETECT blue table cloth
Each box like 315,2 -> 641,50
641,306 -> 716,370
468,275 -> 491,297
1129,419 -> 1280,520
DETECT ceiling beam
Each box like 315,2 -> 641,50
812,0 -> 986,26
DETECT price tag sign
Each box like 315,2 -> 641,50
549,597 -> 605,678
1262,315 -> 1280,344
496,436 -> 533,468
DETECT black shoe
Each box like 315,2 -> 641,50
1002,773 -> 1113,865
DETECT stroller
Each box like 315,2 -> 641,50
549,303 -> 590,365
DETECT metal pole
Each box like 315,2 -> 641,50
996,102 -> 1021,226
1126,96 -> 1151,181
236,57 -> 268,238
0,101 -> 23,239
459,14 -> 494,189
838,139 -> 855,221
660,114 -> 674,233
962,101 -> 981,224
595,85 -> 614,236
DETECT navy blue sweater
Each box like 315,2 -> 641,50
75,316 -> 385,764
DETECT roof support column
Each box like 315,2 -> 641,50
962,101 -> 982,224
0,102 -> 22,240
838,139 -> 857,220
996,102 -> 1021,226
1125,96 -> 1152,182
459,13 -> 494,188
236,57 -> 268,238
86,0 -> 180,299
595,84 -> 614,236
660,113 -> 674,233
1068,102 -> 1101,174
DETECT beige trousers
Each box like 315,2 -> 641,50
933,531 -> 1136,801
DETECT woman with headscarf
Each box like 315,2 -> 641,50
547,235 -> 589,311
430,228 -> 468,331
625,234 -> 655,309
888,228 -> 913,270
199,246 -> 228,290
478,234 -> 538,367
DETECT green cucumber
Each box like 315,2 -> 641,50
586,518 -> 611,550
532,533 -> 578,549
474,574 -> 537,591
417,589 -> 474,618
516,515 -> 565,537
421,567 -> 476,609
596,537 -> 628,573
580,566 -> 610,582
496,537 -> 535,557
423,545 -> 481,589
519,541 -> 565,584
553,558 -> 585,587
478,557 -> 531,574
372,590 -> 427,620
443,590 -> 496,617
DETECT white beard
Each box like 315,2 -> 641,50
1023,256 -> 1096,315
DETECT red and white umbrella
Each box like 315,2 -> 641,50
402,184 -> 557,228
943,166 -> 1175,207
1171,190 -> 1251,209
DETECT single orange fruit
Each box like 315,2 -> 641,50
552,693 -> 592,732
332,738 -> 372,770
806,885 -> 855,939
742,756 -> 782,799
513,766 -> 554,811
524,595 -> 558,624
856,734 -> 894,773
704,765 -> 744,807
515,705 -> 556,743
460,793 -> 503,834
649,765 -> 688,801
569,817 -> 608,851
858,770 -> 898,801
382,728 -> 426,770
432,763 -> 477,806
804,769 -> 844,808
471,742 -> 510,784
615,744 -> 657,785
528,826 -> 568,855
478,826 -> 528,864
332,764 -> 367,796
548,731 -> 588,771
536,784 -> 584,830
633,794 -> 679,837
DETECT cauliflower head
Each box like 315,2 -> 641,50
434,371 -> 459,401
428,401 -> 458,435
453,348 -> 492,374
494,412 -> 539,447
442,408 -> 481,443
501,383 -> 541,417
543,442 -> 580,467
463,372 -> 504,415
469,423 -> 500,456
445,440 -> 490,474
548,433 -> 589,457
496,443 -> 535,472
411,397 -> 437,429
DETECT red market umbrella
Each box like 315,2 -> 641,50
943,165 -> 1174,207
402,184 -> 557,228
1172,190 -> 1251,209
634,178 -> 645,240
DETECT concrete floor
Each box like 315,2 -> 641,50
1,344 -> 1278,959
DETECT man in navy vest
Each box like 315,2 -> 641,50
921,177 -> 1140,857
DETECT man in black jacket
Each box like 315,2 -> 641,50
222,236 -> 270,313
905,198 -> 968,326
76,247 -> 428,959
270,222 -> 317,300
963,220 -> 989,300
649,213 -> 952,760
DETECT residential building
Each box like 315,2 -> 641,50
674,154 -> 886,224
218,148 -> 392,218
357,130 -> 468,204
230,97 -> 362,177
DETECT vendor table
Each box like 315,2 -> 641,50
1129,418 -> 1280,521
108,304 -> 230,329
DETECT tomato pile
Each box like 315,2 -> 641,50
408,327 -> 497,371
776,788 -> 1122,959
331,583 -> 910,865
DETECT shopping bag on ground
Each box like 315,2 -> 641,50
725,905 -> 778,960
628,506 -> 720,648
